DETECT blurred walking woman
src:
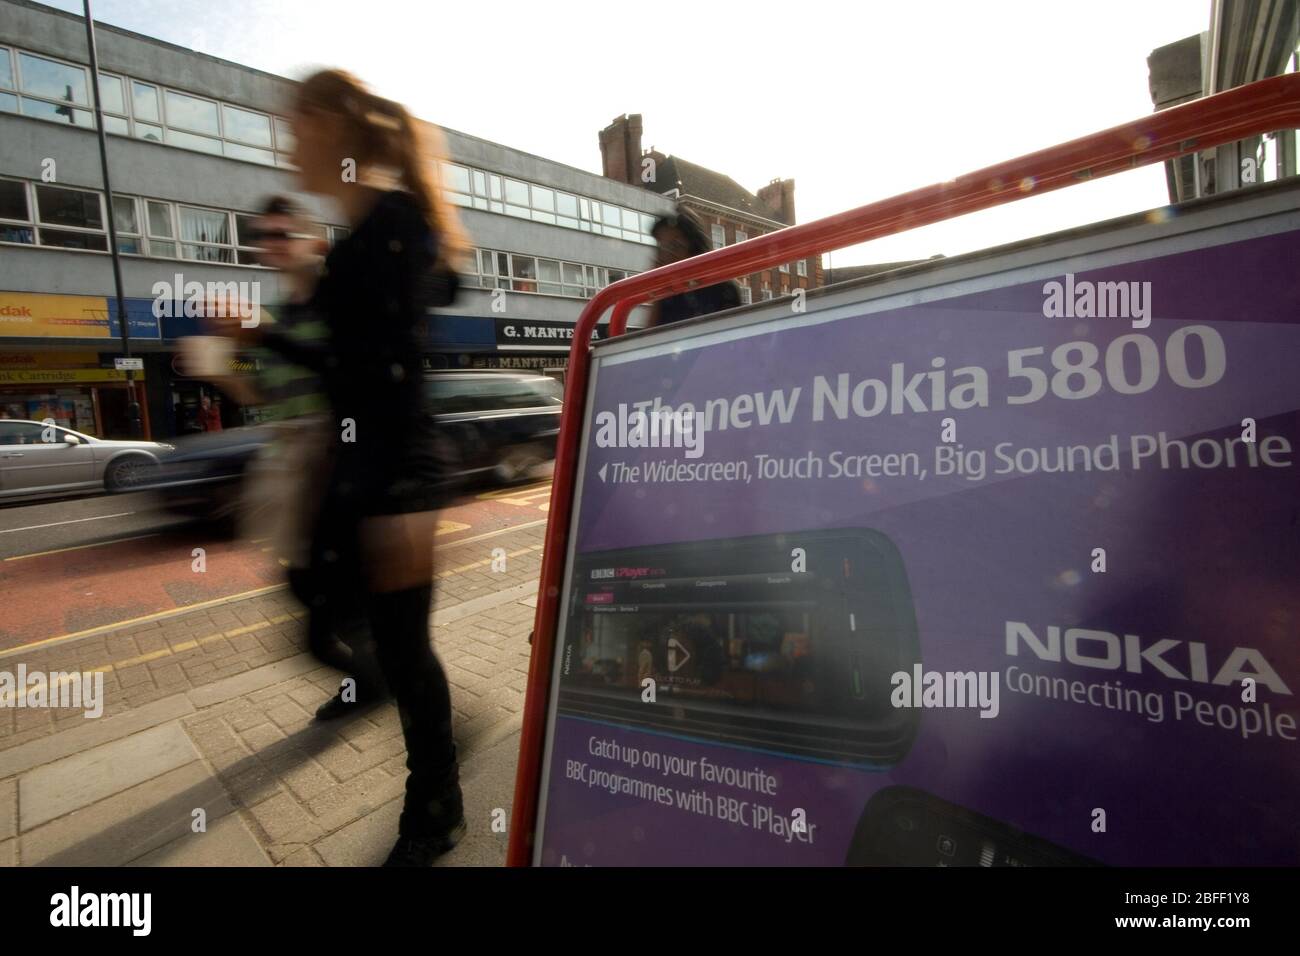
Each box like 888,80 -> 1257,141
257,70 -> 466,865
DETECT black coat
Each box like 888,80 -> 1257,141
261,190 -> 457,518
655,280 -> 742,327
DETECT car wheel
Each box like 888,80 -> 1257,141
104,455 -> 153,492
494,443 -> 548,484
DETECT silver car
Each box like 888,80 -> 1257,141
0,419 -> 172,500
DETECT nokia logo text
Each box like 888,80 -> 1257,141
1005,621 -> 1290,695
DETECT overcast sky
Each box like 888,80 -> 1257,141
41,0 -> 1210,264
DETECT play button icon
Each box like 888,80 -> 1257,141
667,637 -> 691,672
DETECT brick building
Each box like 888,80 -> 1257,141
599,113 -> 823,304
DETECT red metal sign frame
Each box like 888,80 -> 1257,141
505,73 -> 1300,866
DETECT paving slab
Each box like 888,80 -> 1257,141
128,809 -> 270,866
19,722 -> 199,830
0,694 -> 195,780
22,760 -> 232,866
186,653 -> 319,708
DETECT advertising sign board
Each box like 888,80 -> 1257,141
530,182 -> 1300,866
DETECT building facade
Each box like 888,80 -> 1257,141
0,0 -> 671,439
1148,0 -> 1299,202
599,113 -> 824,305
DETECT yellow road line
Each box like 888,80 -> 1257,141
0,613 -> 299,706
475,482 -> 551,501
435,544 -> 544,579
7,539 -> 539,684
0,516 -> 550,661
4,533 -> 160,562
0,585 -> 288,660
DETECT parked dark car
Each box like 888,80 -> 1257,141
141,371 -> 562,523
424,371 -> 562,483
143,425 -> 274,524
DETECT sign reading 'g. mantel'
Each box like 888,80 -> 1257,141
494,318 -> 608,348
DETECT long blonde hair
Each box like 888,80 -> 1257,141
295,69 -> 468,274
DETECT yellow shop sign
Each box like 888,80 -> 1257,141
0,368 -> 143,385
0,293 -> 112,339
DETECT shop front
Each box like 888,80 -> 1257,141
0,350 -> 150,438
165,349 -> 262,434
1,291 -> 162,438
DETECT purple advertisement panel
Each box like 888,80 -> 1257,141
536,218 -> 1300,867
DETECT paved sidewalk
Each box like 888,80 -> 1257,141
0,521 -> 545,867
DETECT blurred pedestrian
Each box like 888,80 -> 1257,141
234,195 -> 389,717
198,394 -> 223,432
242,69 -> 466,866
647,210 -> 741,327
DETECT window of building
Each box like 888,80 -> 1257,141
738,284 -> 752,305
463,248 -> 632,298
0,177 -> 34,244
164,89 -> 220,136
537,257 -> 562,293
561,261 -> 585,296
735,229 -> 748,244
96,72 -> 128,134
0,49 -> 14,112
779,261 -> 789,274
233,213 -> 275,264
711,223 -> 726,249
555,191 -> 579,228
112,195 -> 142,254
1,43 -> 288,165
435,159 -> 657,245
15,51 -> 93,127
222,104 -> 271,147
509,253 -> 537,292
131,80 -> 159,121
531,186 -> 556,225
178,205 -> 233,262
476,248 -> 495,287
797,259 -> 807,277
273,116 -> 294,163
166,126 -> 222,155
442,162 -> 472,206
504,178 -> 530,218
223,139 -> 274,164
130,81 -> 163,141
146,200 -> 176,257
18,51 -> 89,104
35,183 -> 106,250
0,174 -> 340,263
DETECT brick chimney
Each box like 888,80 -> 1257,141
757,177 -> 796,224
599,114 -> 643,184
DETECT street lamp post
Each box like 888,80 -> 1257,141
82,0 -> 143,437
